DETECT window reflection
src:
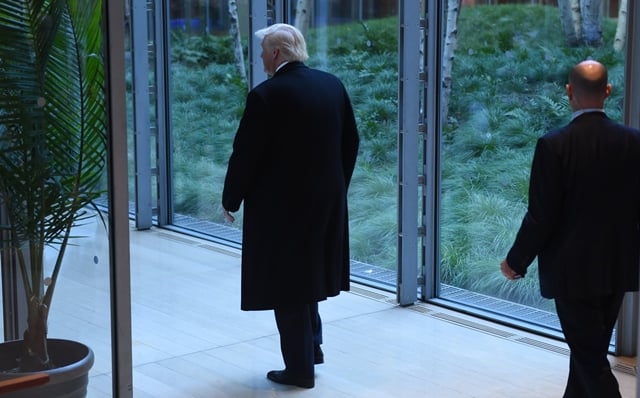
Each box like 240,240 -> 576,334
168,0 -> 249,233
299,5 -> 399,282
439,2 -> 626,331
167,1 -> 399,287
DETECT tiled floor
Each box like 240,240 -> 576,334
37,225 -> 639,397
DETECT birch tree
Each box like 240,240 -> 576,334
613,0 -> 628,52
558,0 -> 581,46
295,0 -> 311,37
557,0 -> 603,47
580,0 -> 602,46
442,0 -> 462,124
228,0 -> 247,85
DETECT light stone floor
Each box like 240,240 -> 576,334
22,224 -> 638,397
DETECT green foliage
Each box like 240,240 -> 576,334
170,31 -> 239,67
347,168 -> 397,269
306,17 -> 398,56
0,0 -> 106,370
170,59 -> 247,217
169,5 -> 626,309
441,4 -> 624,308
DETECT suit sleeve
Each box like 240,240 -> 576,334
222,90 -> 269,212
506,137 -> 563,276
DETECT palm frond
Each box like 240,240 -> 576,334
0,0 -> 105,247
0,0 -> 105,371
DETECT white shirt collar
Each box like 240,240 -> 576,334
275,61 -> 289,73
571,108 -> 605,121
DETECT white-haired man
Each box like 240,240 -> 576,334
222,23 -> 359,389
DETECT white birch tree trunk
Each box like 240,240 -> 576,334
228,0 -> 247,85
442,0 -> 462,125
558,0 -> 604,47
295,0 -> 311,37
580,0 -> 602,45
570,0 -> 583,40
613,0 -> 628,52
558,0 -> 581,46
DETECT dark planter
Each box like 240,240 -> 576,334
0,339 -> 94,398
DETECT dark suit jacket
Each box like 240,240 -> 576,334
222,62 -> 359,310
507,112 -> 640,299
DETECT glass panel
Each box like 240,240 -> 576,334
50,215 -> 113,396
167,0 -> 400,288
0,1 -> 113,394
439,2 -> 626,333
296,2 -> 399,287
126,0 -> 136,205
127,0 -> 160,226
169,0 -> 249,243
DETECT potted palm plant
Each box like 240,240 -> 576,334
0,0 -> 106,396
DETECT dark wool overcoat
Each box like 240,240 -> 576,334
222,61 -> 359,310
507,112 -> 640,299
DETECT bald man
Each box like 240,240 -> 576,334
500,60 -> 640,397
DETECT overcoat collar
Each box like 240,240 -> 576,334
273,61 -> 305,77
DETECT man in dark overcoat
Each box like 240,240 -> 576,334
501,60 -> 640,398
222,23 -> 359,389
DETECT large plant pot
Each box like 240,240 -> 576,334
0,339 -> 94,398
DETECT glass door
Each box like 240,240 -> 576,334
0,0 -> 124,394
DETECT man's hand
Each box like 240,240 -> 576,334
223,209 -> 235,223
500,259 -> 521,280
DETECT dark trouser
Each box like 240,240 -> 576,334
273,302 -> 322,378
554,292 -> 625,398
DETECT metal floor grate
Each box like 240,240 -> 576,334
440,284 -> 562,332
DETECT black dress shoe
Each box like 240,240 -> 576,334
266,370 -> 314,388
314,346 -> 324,365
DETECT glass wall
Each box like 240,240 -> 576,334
293,1 -> 399,286
131,0 -> 633,341
167,0 -> 249,239
4,2 -> 638,396
51,217 -> 114,396
165,0 -> 400,287
438,2 -> 626,332
0,0 -> 116,394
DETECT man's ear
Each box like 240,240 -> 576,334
604,83 -> 612,98
565,84 -> 573,100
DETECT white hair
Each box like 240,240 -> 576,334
255,23 -> 309,62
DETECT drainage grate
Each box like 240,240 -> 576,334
350,285 -> 393,301
198,244 -> 241,258
612,362 -> 636,376
350,260 -> 396,286
408,305 -> 433,314
430,312 -> 516,339
156,231 -> 199,245
440,284 -> 562,333
516,337 -> 569,356
173,213 -> 242,243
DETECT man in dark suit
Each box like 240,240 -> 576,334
222,23 -> 359,389
501,59 -> 640,397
